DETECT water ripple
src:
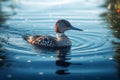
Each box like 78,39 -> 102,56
5,28 -> 112,56
69,32 -> 111,55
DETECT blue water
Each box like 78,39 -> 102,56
0,0 -> 119,80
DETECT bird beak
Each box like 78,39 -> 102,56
71,26 -> 83,31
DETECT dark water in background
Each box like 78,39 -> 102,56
0,0 -> 120,80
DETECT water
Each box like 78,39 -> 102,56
0,0 -> 119,80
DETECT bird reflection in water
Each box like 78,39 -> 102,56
56,47 -> 71,75
35,45 -> 82,75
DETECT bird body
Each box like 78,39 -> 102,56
23,19 -> 83,49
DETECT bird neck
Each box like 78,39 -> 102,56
56,33 -> 64,39
56,32 -> 71,47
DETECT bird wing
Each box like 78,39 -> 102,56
33,36 -> 57,47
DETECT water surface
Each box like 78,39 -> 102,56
0,0 -> 119,80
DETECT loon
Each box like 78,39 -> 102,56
23,19 -> 83,49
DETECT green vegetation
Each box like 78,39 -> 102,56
105,0 -> 120,76
103,0 -> 120,38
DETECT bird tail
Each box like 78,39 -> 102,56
22,35 -> 29,41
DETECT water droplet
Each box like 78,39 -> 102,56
27,60 -> 31,63
42,56 -> 46,58
103,35 -> 107,37
50,26 -> 53,29
15,56 -> 20,59
0,59 -> 3,61
50,56 -> 54,58
7,74 -> 12,78
84,29 -> 89,31
39,72 -> 44,75
50,19 -> 54,22
36,55 -> 40,57
109,57 -> 113,60
80,57 -> 84,59
6,22 -> 10,25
